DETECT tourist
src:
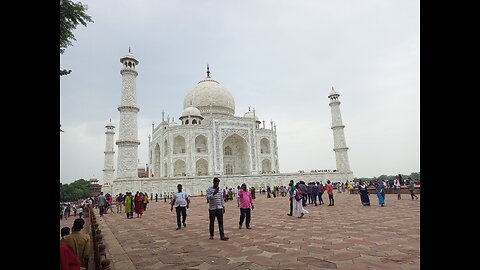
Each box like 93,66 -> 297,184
238,183 -> 254,229
292,183 -> 309,218
60,240 -> 81,270
358,181 -> 370,206
206,177 -> 229,240
60,227 -> 70,241
311,182 -> 319,206
135,192 -> 144,218
77,205 -> 83,219
63,218 -> 90,268
376,179 -> 386,207
317,181 -> 325,205
327,180 -> 334,206
124,192 -> 134,219
97,192 -> 106,216
170,184 -> 190,230
394,176 -> 402,200
408,177 -> 418,200
287,180 -> 295,216
235,186 -> 240,207
299,181 -> 308,206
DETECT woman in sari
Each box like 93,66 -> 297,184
135,192 -> 144,217
358,181 -> 370,206
376,180 -> 385,207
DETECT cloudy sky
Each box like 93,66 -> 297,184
60,0 -> 419,184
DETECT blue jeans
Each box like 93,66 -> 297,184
175,206 -> 187,228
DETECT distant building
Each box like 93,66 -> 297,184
89,176 -> 102,197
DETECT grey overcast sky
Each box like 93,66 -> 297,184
60,0 -> 419,184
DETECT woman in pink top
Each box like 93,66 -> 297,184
238,183 -> 254,229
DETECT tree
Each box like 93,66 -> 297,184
60,179 -> 90,202
60,0 -> 94,76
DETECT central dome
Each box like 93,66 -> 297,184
184,75 -> 235,116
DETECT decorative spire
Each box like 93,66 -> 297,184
332,86 -> 334,91
248,106 -> 251,112
129,47 -> 131,53
206,64 -> 210,78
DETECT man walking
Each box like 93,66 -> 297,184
206,177 -> 229,240
171,184 -> 190,230
238,183 -> 254,229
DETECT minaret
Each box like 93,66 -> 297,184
102,119 -> 116,184
116,49 -> 140,179
328,87 -> 351,173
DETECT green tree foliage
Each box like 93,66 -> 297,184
60,179 -> 91,202
60,0 -> 93,76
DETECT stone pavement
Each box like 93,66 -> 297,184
63,191 -> 420,269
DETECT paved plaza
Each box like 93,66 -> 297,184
61,190 -> 420,269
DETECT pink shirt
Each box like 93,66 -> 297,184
238,189 -> 253,209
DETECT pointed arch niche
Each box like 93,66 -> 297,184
223,134 -> 249,175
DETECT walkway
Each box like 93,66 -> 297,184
64,190 -> 420,269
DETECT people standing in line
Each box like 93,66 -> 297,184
327,180 -> 334,206
238,183 -> 254,229
97,192 -> 106,217
408,177 -> 419,200
358,181 -> 370,206
376,179 -> 386,207
394,176 -> 402,200
63,218 -> 90,268
292,182 -> 309,218
206,177 -> 229,241
171,184 -> 190,230
287,180 -> 295,216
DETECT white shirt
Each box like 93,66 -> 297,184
172,191 -> 189,207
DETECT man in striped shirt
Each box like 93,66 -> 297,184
206,177 -> 229,241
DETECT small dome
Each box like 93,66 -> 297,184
243,111 -> 259,121
105,121 -> 115,128
181,105 -> 202,118
328,89 -> 339,97
120,51 -> 139,65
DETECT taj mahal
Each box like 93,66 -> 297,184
101,50 -> 354,196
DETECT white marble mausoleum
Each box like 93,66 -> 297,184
102,51 -> 353,196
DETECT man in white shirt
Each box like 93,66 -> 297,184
394,176 -> 402,200
171,184 -> 190,230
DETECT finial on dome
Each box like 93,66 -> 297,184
129,47 -> 131,53
248,106 -> 251,112
206,64 -> 210,78
332,86 -> 334,91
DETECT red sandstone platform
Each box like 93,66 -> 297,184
61,191 -> 420,269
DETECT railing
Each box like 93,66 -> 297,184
85,206 -> 112,270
